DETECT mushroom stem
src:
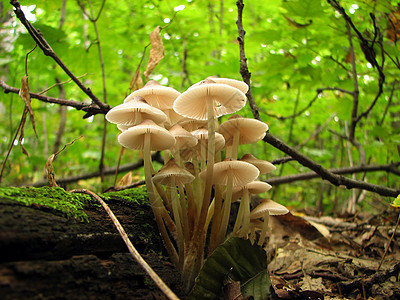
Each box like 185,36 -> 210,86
239,189 -> 251,238
233,196 -> 246,235
196,97 -> 215,238
178,183 -> 189,242
143,133 -> 178,266
168,181 -> 185,271
217,172 -> 234,245
231,130 -> 240,160
208,184 -> 223,254
258,214 -> 270,246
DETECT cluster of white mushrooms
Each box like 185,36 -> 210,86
106,77 -> 289,291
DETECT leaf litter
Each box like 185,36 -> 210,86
266,210 -> 400,299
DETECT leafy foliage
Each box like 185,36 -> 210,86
188,237 -> 271,300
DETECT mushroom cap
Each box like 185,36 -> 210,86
169,124 -> 198,149
206,77 -> 249,94
191,128 -> 226,152
118,119 -> 175,151
173,82 -> 247,120
199,159 -> 259,187
124,80 -> 181,110
162,108 -> 185,128
232,181 -> 272,200
152,158 -> 195,185
106,96 -> 167,126
240,154 -> 276,174
218,115 -> 268,145
177,118 -> 208,131
250,199 -> 289,219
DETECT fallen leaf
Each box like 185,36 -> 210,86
144,26 -> 165,80
45,154 -> 58,187
19,75 -> 38,138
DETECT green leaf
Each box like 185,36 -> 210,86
392,194 -> 400,208
188,237 -> 271,300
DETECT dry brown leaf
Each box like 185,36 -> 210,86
117,172 -> 133,187
44,136 -> 82,187
19,75 -> 38,138
45,154 -> 58,187
144,26 -> 165,80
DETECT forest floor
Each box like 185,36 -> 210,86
267,209 -> 400,300
0,187 -> 399,299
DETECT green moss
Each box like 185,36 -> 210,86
0,186 -> 151,223
101,185 -> 150,205
0,186 -> 93,222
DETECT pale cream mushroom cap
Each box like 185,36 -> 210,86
173,82 -> 247,120
118,119 -> 175,151
240,154 -> 276,174
191,128 -> 225,152
199,159 -> 259,187
250,199 -> 289,218
206,77 -> 249,94
218,115 -> 268,146
231,181 -> 272,201
177,118 -> 207,131
124,80 -> 180,110
169,124 -> 198,149
152,158 -> 195,185
106,96 -> 167,126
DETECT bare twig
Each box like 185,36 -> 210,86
0,81 -> 109,118
377,211 -> 400,272
71,189 -> 179,300
266,163 -> 400,186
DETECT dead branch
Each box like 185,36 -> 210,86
0,80 -> 109,118
266,163 -> 400,186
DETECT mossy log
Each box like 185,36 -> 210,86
0,186 -> 183,299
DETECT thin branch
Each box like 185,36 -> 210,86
0,80 -> 109,118
10,0 -> 109,111
236,0 -> 260,121
266,163 -> 400,186
263,132 -> 399,197
317,86 -> 354,96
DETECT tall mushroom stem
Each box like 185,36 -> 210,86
258,213 -> 270,246
217,172 -> 234,245
239,189 -> 251,238
226,130 -> 240,159
143,133 -> 178,266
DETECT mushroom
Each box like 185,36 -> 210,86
206,77 -> 249,94
218,114 -> 268,159
168,124 -> 198,166
239,153 -> 276,175
118,119 -> 178,264
152,158 -> 195,271
106,96 -> 167,127
199,159 -> 260,251
250,199 -> 289,246
124,80 -> 181,110
231,181 -> 273,237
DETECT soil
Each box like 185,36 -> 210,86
0,189 -> 184,299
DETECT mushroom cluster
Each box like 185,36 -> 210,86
106,77 -> 288,292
